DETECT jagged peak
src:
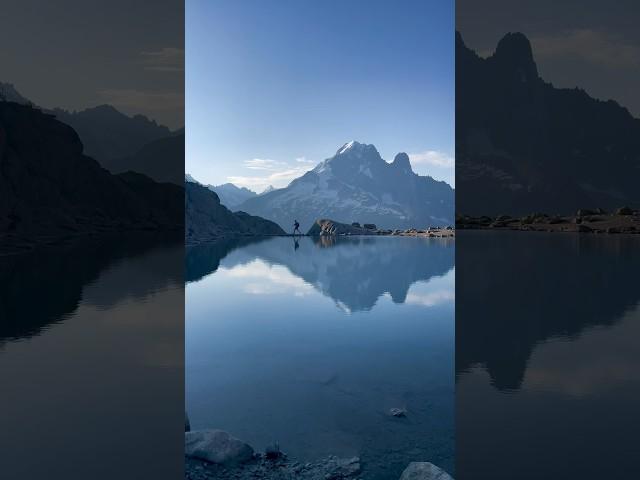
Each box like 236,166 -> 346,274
392,152 -> 413,173
492,32 -> 538,78
333,140 -> 380,158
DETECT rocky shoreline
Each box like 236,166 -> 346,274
184,427 -> 453,480
307,219 -> 455,238
456,208 -> 640,234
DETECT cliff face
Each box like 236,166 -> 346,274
0,102 -> 182,250
456,32 -> 640,215
185,181 -> 284,244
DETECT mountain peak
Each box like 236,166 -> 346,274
392,152 -> 413,173
492,32 -> 538,79
333,140 -> 380,158
336,140 -> 360,155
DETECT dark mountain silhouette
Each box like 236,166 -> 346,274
0,101 -> 182,251
456,31 -> 640,216
237,141 -> 454,231
0,82 -> 32,105
108,133 -> 184,185
456,231 -> 640,391
185,180 -> 284,244
0,82 -> 182,182
51,104 -> 171,167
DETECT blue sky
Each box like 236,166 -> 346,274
186,0 -> 454,191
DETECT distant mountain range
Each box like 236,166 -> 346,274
0,101 -> 182,251
184,176 -> 279,209
235,141 -> 454,231
456,31 -> 640,215
0,82 -> 182,185
209,183 -> 258,208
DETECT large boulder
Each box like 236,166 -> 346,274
399,462 -> 454,480
184,430 -> 254,465
307,218 -> 371,236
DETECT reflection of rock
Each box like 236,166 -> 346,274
186,237 -> 455,312
456,231 -> 640,391
0,232 -> 182,343
399,462 -> 454,480
185,430 -> 254,465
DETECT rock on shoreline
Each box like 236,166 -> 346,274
184,429 -> 454,480
307,219 -> 454,238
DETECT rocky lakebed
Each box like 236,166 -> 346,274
184,424 -> 453,480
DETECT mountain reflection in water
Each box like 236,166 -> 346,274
186,236 -> 455,479
456,231 -> 640,479
0,233 -> 184,480
186,235 -> 454,312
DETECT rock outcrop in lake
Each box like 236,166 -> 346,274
0,101 -> 183,250
456,31 -> 640,215
237,141 -> 454,230
185,181 -> 285,244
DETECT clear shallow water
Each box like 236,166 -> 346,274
456,231 -> 640,479
0,235 -> 184,480
186,236 -> 455,478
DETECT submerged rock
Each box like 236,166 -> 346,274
399,462 -> 454,480
390,407 -> 407,417
185,429 -> 254,465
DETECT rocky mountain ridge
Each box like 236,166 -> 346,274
237,141 -> 454,231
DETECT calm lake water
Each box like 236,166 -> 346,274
186,236 -> 455,478
456,231 -> 640,479
0,234 -> 184,480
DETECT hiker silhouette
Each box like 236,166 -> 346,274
293,220 -> 301,235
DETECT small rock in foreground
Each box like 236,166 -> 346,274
185,429 -> 254,465
399,462 -> 454,480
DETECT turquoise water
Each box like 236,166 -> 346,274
186,236 -> 455,478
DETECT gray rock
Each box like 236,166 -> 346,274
185,430 -> 254,465
399,462 -> 454,480
616,206 -> 634,215
390,407 -> 407,417
328,456 -> 361,478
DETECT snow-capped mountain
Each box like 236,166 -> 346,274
236,141 -> 454,231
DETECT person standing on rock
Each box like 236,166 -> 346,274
293,219 -> 301,235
